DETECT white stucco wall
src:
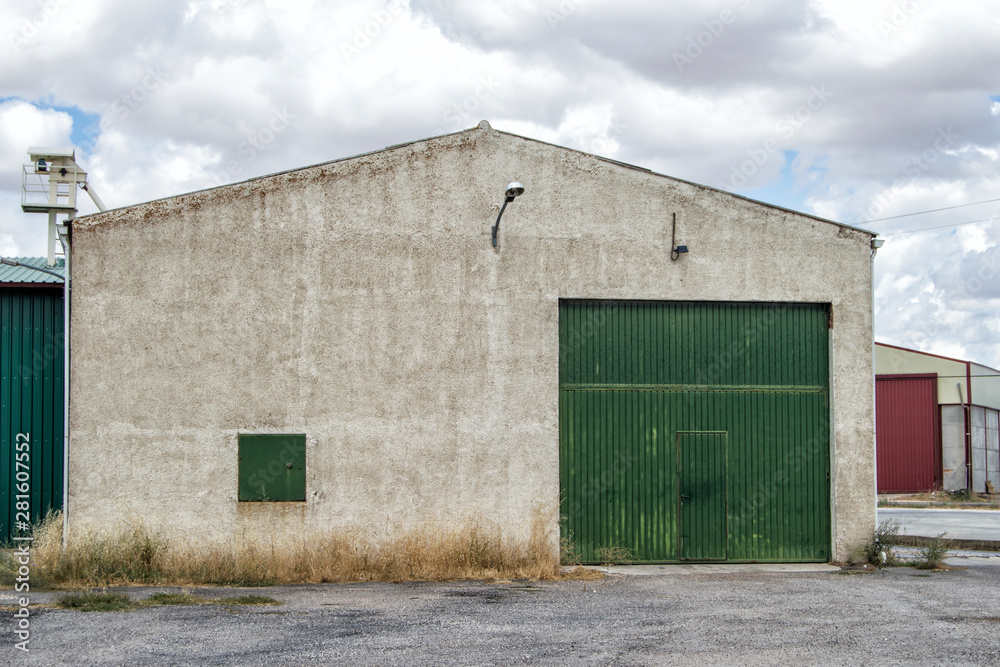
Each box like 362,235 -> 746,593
69,123 -> 876,560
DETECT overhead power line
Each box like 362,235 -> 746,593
865,196 -> 1000,223
882,215 -> 998,237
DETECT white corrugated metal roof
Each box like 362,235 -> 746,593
0,257 -> 65,284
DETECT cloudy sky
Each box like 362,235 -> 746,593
1,0 -> 998,366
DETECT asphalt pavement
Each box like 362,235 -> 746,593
7,557 -> 1000,665
878,507 -> 1000,542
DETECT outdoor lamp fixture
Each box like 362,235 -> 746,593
491,181 -> 525,247
670,212 -> 689,260
35,158 -> 48,172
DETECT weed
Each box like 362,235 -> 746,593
596,544 -> 634,565
145,592 -> 204,606
56,591 -> 133,612
217,595 -> 280,606
946,489 -> 973,502
560,536 -> 583,566
205,577 -> 276,588
863,519 -> 900,567
914,533 -> 949,570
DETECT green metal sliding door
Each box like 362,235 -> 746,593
0,287 -> 64,543
559,300 -> 831,563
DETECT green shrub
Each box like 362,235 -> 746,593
56,591 -> 133,612
915,533 -> 949,570
946,489 -> 972,502
217,594 -> 280,606
145,592 -> 204,606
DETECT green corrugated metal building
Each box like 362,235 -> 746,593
0,257 -> 65,543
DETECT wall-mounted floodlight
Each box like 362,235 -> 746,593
670,212 -> 688,260
491,181 -> 525,248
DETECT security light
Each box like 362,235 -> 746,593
491,181 -> 526,248
670,212 -> 688,260
504,182 -> 525,199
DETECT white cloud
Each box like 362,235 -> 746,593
0,232 -> 19,256
0,101 -> 74,177
0,0 -> 999,364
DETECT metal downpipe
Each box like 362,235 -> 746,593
57,221 -> 71,550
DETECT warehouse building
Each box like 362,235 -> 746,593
68,122 -> 877,563
0,257 -> 65,542
876,342 -> 1000,494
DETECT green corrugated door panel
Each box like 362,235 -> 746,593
559,390 -> 676,563
559,300 -> 830,388
559,300 -> 830,564
238,434 -> 306,502
0,288 -> 64,543
678,432 -> 727,561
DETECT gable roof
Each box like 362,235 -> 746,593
76,121 -> 875,237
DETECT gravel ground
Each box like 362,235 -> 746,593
4,556 -> 1000,666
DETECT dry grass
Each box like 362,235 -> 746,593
13,511 -> 601,588
596,544 -> 634,565
560,566 -> 606,581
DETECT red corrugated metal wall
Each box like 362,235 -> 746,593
876,375 -> 940,493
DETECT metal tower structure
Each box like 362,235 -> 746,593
21,147 -> 107,265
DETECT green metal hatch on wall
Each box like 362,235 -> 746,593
238,434 -> 306,502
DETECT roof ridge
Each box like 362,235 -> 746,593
74,121 -> 875,237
